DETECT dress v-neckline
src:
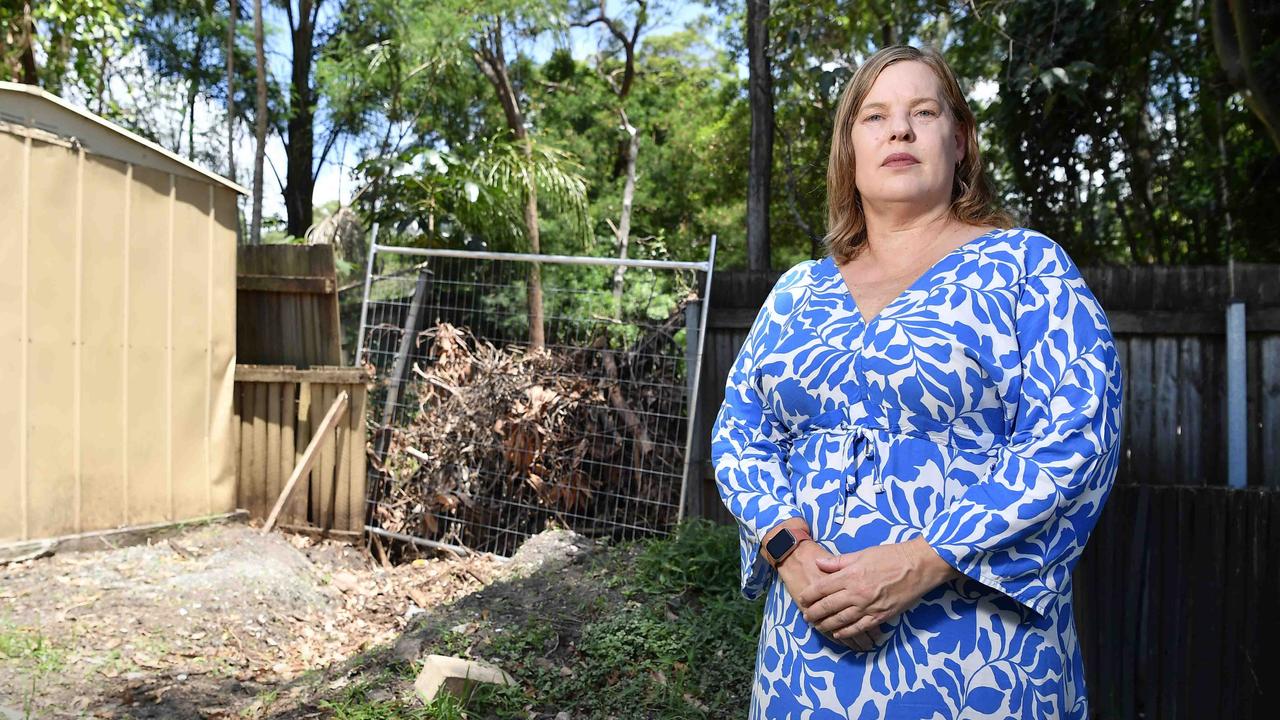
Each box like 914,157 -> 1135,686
831,228 -> 1001,327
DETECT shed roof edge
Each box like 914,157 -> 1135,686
0,81 -> 250,195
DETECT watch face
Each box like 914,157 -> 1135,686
765,530 -> 793,562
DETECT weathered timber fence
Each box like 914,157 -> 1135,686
233,364 -> 371,535
1073,484 -> 1280,718
694,262 -> 1280,517
237,245 -> 344,367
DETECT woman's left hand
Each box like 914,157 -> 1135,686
796,537 -> 960,651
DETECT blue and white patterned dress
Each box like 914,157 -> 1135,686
711,227 -> 1123,719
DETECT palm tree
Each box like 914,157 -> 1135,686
452,137 -> 591,349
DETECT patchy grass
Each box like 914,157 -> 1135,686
0,618 -> 65,672
0,617 -> 67,718
278,520 -> 761,719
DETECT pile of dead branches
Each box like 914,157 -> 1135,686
371,314 -> 690,554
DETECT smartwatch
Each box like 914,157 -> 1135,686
763,527 -> 813,568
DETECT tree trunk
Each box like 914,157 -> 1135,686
746,0 -> 773,271
226,0 -> 236,182
1211,0 -> 1280,153
474,23 -> 545,349
1,1 -> 39,84
523,162 -> 546,349
283,0 -> 319,239
186,71 -> 199,159
251,0 -> 267,245
611,110 -> 639,318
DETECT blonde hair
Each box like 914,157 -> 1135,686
825,45 -> 1014,264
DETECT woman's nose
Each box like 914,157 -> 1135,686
889,115 -> 914,142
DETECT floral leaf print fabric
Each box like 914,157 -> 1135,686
711,228 -> 1123,719
711,259 -> 814,601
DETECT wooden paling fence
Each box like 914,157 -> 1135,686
233,365 -> 371,535
1082,264 -> 1280,488
237,244 -> 344,367
1074,484 -> 1280,718
694,263 -> 1280,512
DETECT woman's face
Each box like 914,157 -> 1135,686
851,60 -> 965,211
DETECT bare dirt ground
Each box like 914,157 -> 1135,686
0,520 -> 506,719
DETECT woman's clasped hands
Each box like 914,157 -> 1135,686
788,537 -> 961,652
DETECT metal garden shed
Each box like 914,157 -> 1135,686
0,81 -> 246,545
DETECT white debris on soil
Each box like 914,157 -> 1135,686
498,528 -> 595,580
0,520 -> 504,718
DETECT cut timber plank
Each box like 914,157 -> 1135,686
235,364 -> 371,385
236,274 -> 335,294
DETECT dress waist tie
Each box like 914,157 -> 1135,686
834,424 -> 885,495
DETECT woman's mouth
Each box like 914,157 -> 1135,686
882,153 -> 920,167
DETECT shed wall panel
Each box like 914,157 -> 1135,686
0,132 -> 25,542
25,141 -> 78,538
209,188 -> 239,513
79,154 -> 130,532
171,177 -> 212,517
0,97 -> 241,545
125,166 -> 173,525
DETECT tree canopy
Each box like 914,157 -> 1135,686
2,0 -> 1276,267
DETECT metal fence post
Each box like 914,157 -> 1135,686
681,298 -> 703,521
1227,298 -> 1248,488
678,235 -> 717,524
354,222 -> 379,366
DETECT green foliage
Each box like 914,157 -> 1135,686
0,0 -> 134,95
316,672 -> 439,719
632,517 -> 747,598
12,0 -> 1278,269
437,520 -> 761,719
0,619 -> 65,672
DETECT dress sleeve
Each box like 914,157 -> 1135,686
922,254 -> 1124,619
710,261 -> 813,601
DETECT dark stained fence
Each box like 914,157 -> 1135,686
1073,484 -> 1280,719
694,263 -> 1280,513
1085,264 -> 1280,488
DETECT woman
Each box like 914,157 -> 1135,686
711,45 -> 1123,719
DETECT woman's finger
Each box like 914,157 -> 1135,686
798,584 -> 860,622
834,612 -> 884,642
842,630 -> 875,652
815,603 -> 866,635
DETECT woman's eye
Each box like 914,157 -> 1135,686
864,114 -> 882,122
916,109 -> 937,117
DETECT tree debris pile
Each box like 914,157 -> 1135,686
371,320 -> 689,555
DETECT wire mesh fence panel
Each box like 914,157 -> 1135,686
357,245 -> 714,557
